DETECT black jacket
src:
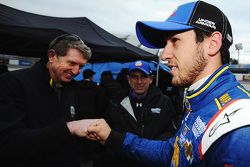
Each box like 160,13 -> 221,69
99,86 -> 179,167
75,79 -> 106,163
0,60 -> 80,167
76,79 -> 105,118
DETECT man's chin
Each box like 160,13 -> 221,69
62,78 -> 72,83
134,90 -> 145,95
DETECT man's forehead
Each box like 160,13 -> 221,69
130,70 -> 148,76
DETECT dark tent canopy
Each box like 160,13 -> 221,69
0,4 -> 157,62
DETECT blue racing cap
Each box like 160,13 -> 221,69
128,60 -> 152,76
136,1 -> 233,49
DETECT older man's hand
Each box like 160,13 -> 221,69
67,119 -> 98,137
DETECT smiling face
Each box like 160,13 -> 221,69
161,30 -> 208,87
128,70 -> 152,95
48,48 -> 87,83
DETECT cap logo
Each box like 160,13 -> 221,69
135,61 -> 143,67
195,18 -> 216,30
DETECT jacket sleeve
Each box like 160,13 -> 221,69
124,133 -> 175,166
0,73 -> 72,160
106,130 -> 174,167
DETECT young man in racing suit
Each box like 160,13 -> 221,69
86,1 -> 250,166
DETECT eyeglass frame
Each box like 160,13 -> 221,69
128,73 -> 152,81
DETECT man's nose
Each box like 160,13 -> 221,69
161,42 -> 173,61
137,77 -> 142,83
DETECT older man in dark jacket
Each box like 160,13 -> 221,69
0,34 -> 95,167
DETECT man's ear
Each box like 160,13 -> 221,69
127,75 -> 131,84
208,31 -> 222,55
149,79 -> 153,85
47,49 -> 56,63
150,75 -> 154,82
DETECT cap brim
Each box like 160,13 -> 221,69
136,21 -> 193,48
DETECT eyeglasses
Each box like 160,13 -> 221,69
48,34 -> 84,50
129,74 -> 150,81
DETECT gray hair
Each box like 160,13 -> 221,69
48,34 -> 92,60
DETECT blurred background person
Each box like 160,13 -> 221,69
76,69 -> 106,167
116,68 -> 130,89
100,70 -> 122,101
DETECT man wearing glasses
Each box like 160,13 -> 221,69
97,60 -> 179,167
0,34 -> 97,167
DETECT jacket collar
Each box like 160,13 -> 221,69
185,64 -> 236,112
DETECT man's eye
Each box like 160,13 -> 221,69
171,37 -> 178,43
68,61 -> 76,66
130,75 -> 138,79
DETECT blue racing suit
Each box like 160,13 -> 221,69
106,64 -> 250,167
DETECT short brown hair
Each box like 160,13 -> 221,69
194,29 -> 230,64
48,34 -> 92,60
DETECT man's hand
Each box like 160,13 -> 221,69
87,119 -> 111,144
67,119 -> 98,137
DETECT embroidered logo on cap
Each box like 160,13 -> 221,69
135,61 -> 143,67
195,18 -> 216,30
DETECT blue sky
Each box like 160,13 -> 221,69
0,0 -> 250,63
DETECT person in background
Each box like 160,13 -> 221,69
100,70 -> 122,101
116,68 -> 130,89
97,60 -> 179,167
0,34 -> 97,167
86,1 -> 250,166
76,69 -> 105,167
82,69 -> 97,84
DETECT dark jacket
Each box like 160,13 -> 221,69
100,86 -> 179,167
75,79 -> 105,163
0,60 -> 80,167
76,79 -> 105,118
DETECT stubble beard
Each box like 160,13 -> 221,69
172,44 -> 207,87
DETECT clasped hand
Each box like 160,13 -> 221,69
67,118 -> 111,144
